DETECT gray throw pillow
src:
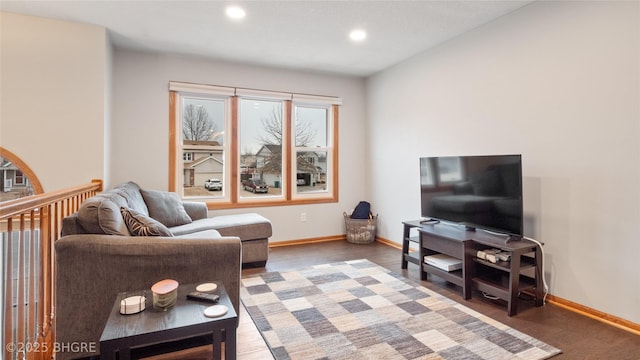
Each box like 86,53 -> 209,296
120,207 -> 174,237
140,189 -> 193,227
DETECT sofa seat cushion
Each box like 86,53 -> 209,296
206,213 -> 272,241
173,229 -> 222,239
169,218 -> 222,236
140,189 -> 192,227
169,213 -> 271,241
120,207 -> 173,237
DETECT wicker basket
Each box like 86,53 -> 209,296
343,212 -> 377,244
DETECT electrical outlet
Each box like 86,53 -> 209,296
300,212 -> 307,222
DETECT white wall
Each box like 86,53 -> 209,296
112,50 -> 367,243
0,12 -> 109,192
367,1 -> 639,323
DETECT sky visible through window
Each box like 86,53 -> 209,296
240,99 -> 281,155
183,97 -> 328,154
183,97 -> 225,144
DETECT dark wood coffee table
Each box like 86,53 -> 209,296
99,281 -> 238,360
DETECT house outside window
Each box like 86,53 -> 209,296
177,93 -> 229,201
169,82 -> 340,209
293,105 -> 332,196
0,149 -> 42,201
239,98 -> 283,199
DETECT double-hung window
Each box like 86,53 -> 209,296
169,82 -> 340,208
292,103 -> 334,198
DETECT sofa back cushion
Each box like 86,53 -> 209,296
140,189 -> 192,227
76,191 -> 131,235
115,181 -> 149,216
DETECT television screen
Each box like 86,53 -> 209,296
420,155 -> 523,237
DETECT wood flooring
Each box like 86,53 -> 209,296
148,240 -> 640,359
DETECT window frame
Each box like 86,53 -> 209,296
237,97 -> 288,205
291,103 -> 335,200
14,170 -> 25,185
169,82 -> 340,209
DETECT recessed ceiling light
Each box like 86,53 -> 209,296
226,5 -> 246,20
349,29 -> 367,42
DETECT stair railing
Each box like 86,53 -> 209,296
1,179 -> 102,360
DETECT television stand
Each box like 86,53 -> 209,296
401,220 -> 422,269
416,222 -> 543,316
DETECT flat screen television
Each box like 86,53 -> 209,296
420,154 -> 523,238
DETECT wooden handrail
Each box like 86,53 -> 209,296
2,179 -> 103,360
0,179 -> 102,219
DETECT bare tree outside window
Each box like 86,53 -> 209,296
255,107 -> 318,175
183,104 -> 217,141
258,107 -> 317,147
255,108 -> 282,146
181,98 -> 226,197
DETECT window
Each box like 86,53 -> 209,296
169,82 -> 340,209
14,170 -> 25,185
293,105 -> 332,196
0,147 -> 43,201
178,95 -> 229,200
239,98 -> 284,199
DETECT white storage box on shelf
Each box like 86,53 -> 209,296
424,254 -> 463,272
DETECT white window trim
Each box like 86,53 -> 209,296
291,103 -> 334,200
237,97 -> 288,203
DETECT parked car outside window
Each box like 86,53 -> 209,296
205,178 -> 223,191
242,179 -> 269,194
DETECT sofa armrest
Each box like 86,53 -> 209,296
61,212 -> 86,236
54,234 -> 241,359
182,201 -> 208,220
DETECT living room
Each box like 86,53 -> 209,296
1,0 -> 638,358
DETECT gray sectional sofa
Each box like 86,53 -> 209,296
60,181 -> 272,266
55,181 -> 272,359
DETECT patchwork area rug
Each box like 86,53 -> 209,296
241,259 -> 561,360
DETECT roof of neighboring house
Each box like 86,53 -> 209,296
184,155 -> 224,170
0,159 -> 19,170
257,144 -> 282,156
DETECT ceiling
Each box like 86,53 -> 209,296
1,0 -> 534,77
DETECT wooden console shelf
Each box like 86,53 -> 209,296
405,221 -> 543,316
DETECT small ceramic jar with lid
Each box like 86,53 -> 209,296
151,279 -> 179,310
